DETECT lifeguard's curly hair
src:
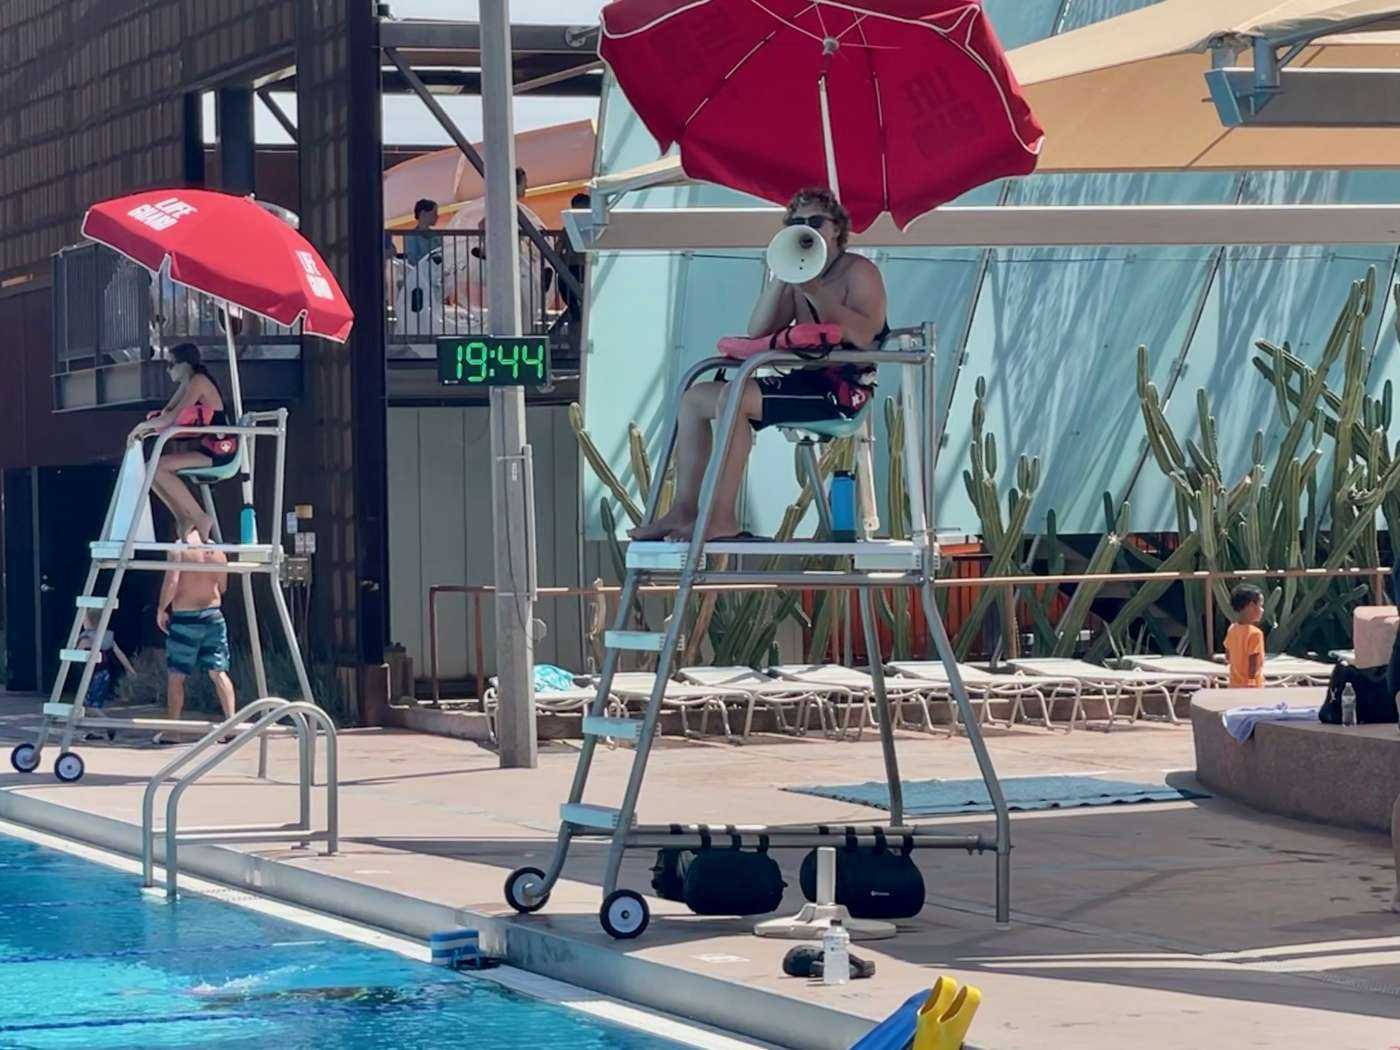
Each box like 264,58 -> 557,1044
785,187 -> 851,250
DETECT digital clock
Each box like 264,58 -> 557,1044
436,336 -> 551,386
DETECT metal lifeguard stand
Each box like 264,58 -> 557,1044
502,325 -> 1012,939
9,316 -> 314,783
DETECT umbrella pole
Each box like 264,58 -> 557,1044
819,74 -> 841,200
222,301 -> 256,543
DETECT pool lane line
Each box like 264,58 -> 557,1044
0,819 -> 778,1050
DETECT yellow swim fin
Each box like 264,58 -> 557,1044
911,976 -> 958,1050
933,984 -> 982,1050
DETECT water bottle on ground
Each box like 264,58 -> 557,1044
822,919 -> 849,986
1342,683 -> 1357,727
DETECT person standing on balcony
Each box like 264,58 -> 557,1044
403,198 -> 440,267
129,342 -> 238,543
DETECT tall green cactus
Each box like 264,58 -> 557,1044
954,377 -> 1042,658
1132,268 -> 1400,655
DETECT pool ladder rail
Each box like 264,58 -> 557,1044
140,698 -> 338,899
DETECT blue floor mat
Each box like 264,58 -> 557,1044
786,775 -> 1208,815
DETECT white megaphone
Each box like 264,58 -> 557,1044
766,223 -> 828,284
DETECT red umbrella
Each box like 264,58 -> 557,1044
81,189 -> 354,342
599,0 -> 1044,232
82,189 -> 354,545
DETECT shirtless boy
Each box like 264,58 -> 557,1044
154,523 -> 236,742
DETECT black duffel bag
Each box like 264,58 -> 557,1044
799,831 -> 925,920
650,846 -> 694,903
680,833 -> 786,916
1320,661 -> 1397,724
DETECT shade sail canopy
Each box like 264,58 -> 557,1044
1012,0 -> 1400,171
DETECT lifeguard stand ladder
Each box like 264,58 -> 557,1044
502,325 -> 1013,939
8,410 -> 314,783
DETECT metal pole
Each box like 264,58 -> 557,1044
482,0 -> 536,769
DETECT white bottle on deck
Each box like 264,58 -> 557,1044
822,919 -> 849,986
1342,683 -> 1358,727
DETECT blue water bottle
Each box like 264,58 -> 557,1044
830,471 -> 857,542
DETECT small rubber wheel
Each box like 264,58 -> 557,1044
9,744 -> 39,774
599,889 -> 650,940
53,751 -> 85,783
504,866 -> 550,914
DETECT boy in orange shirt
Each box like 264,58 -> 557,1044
1224,584 -> 1266,687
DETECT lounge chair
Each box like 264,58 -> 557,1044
607,672 -> 755,743
767,664 -> 940,739
887,660 -> 1082,734
1127,652 -> 1334,687
678,665 -> 850,737
483,672 -> 615,745
1007,657 -> 1210,729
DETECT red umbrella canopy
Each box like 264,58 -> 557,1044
599,0 -> 1043,232
81,189 -> 354,342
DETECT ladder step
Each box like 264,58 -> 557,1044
90,541 -> 274,562
605,630 -> 671,652
59,648 -> 96,664
75,596 -> 116,610
44,702 -> 74,718
561,803 -> 626,830
582,715 -> 642,741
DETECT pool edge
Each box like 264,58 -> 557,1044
0,789 -> 872,1050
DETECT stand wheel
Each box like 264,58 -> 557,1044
53,752 -> 85,783
600,889 -> 650,940
9,744 -> 39,774
504,866 -> 550,914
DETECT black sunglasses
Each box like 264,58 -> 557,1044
783,215 -> 831,231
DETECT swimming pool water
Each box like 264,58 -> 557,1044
0,834 -> 687,1049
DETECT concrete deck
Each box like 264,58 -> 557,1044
3,692 -> 1399,1050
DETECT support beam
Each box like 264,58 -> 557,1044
481,0 -> 537,770
215,87 -> 255,196
565,204 -> 1400,251
182,93 -> 205,187
256,88 -> 298,143
1206,67 -> 1400,128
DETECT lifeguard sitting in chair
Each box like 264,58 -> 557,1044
628,187 -> 888,543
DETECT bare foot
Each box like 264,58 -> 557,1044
628,508 -> 693,541
666,517 -> 742,543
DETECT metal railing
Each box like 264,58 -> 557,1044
385,227 -> 583,367
426,564 -> 1387,702
53,241 -> 301,375
141,698 -> 338,899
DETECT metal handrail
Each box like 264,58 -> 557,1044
141,698 -> 338,898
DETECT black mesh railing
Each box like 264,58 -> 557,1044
385,228 -> 583,372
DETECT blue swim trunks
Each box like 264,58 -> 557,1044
166,609 -> 230,676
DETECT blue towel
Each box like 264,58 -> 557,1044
788,775 -> 1207,815
1221,703 -> 1321,743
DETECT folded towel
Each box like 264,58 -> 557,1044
1222,702 -> 1321,743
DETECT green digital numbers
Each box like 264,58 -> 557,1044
498,341 -> 520,380
438,337 -> 550,386
522,342 -> 544,379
